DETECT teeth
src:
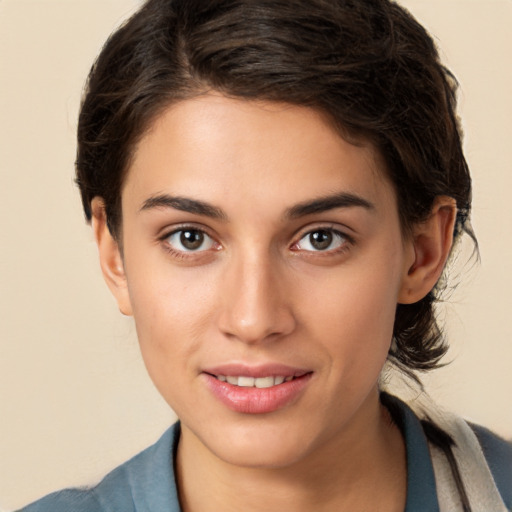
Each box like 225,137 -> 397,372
217,375 -> 293,387
255,376 -> 275,388
238,376 -> 255,387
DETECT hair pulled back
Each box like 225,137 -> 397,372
76,0 -> 473,373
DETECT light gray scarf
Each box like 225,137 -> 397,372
423,401 -> 508,512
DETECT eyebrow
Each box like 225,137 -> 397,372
140,191 -> 374,221
140,194 -> 227,220
285,192 -> 375,219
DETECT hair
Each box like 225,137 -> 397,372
76,0 -> 473,373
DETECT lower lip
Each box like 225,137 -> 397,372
203,373 -> 313,414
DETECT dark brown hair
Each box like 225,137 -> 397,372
76,0 -> 473,372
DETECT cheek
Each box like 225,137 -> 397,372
125,258 -> 219,380
298,252 -> 403,372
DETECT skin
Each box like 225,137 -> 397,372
92,94 -> 456,511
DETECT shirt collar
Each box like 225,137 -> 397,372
382,392 -> 440,512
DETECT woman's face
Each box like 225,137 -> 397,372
115,94 -> 415,468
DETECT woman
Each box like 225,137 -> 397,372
19,0 -> 511,510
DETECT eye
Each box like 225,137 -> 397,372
165,229 -> 217,252
294,229 -> 348,252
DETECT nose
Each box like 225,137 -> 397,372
217,252 -> 296,345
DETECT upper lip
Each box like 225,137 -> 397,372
202,363 -> 311,378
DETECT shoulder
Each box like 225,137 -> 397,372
471,423 -> 512,509
381,392 -> 511,510
17,424 -> 181,512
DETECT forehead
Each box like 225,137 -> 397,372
123,94 -> 395,217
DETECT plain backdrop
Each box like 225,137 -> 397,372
0,0 -> 511,509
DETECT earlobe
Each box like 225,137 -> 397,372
91,198 -> 133,316
398,196 -> 457,304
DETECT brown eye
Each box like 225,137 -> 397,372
180,230 -> 204,250
295,229 -> 347,252
166,229 -> 216,252
309,230 -> 333,250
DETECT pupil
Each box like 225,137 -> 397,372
310,230 -> 332,250
180,230 -> 203,250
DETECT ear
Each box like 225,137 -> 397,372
398,196 -> 457,305
90,197 -> 133,316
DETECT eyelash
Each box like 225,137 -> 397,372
291,226 -> 353,256
159,225 -> 220,259
159,225 -> 354,259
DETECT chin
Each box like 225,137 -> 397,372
195,416 -> 321,469
214,439 -> 312,469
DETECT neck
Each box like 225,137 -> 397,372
176,391 -> 406,512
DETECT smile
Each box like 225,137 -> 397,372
215,375 -> 293,388
203,368 -> 313,414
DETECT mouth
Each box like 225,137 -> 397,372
211,374 -> 298,388
202,367 -> 313,414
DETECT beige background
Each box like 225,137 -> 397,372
0,0 -> 511,509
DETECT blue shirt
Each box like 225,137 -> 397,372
18,395 -> 512,511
